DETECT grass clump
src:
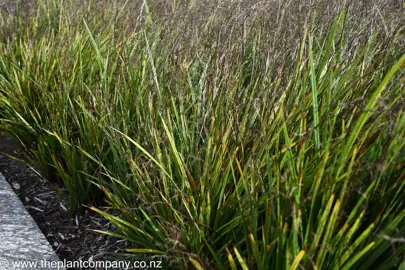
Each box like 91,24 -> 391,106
1,0 -> 405,268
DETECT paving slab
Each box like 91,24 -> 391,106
0,172 -> 61,269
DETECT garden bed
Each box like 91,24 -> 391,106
0,131 -> 131,265
1,0 -> 405,269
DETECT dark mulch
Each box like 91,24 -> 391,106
0,131 -> 134,268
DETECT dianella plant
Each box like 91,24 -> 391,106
0,0 -> 405,269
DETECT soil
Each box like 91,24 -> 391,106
0,131 -> 134,268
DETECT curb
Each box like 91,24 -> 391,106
0,172 -> 62,269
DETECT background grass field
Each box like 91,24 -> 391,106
1,0 -> 405,269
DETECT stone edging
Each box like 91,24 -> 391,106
0,172 -> 62,269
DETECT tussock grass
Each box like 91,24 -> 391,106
1,0 -> 405,268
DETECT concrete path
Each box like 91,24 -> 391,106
0,172 -> 61,269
